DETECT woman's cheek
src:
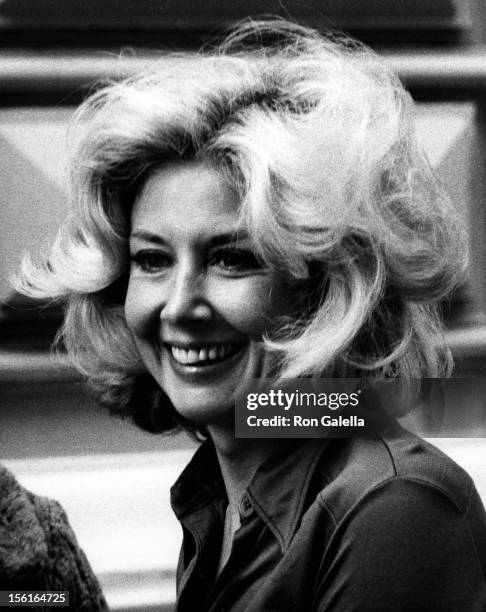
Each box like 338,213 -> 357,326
210,277 -> 286,338
124,278 -> 154,337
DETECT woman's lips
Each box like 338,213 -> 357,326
162,342 -> 247,380
169,343 -> 243,366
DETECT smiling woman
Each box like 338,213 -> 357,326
126,160 -> 295,429
15,19 -> 486,612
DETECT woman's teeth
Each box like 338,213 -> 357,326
170,344 -> 239,365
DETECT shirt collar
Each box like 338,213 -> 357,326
170,438 -> 330,552
170,441 -> 225,519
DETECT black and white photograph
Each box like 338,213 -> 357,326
1,2 -> 486,610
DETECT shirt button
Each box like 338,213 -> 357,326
239,493 -> 254,518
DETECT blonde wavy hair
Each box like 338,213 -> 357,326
16,20 -> 467,432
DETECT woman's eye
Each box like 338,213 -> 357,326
209,248 -> 261,273
130,250 -> 171,273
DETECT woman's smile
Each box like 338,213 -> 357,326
165,342 -> 245,367
161,340 -> 248,386
124,159 -> 296,428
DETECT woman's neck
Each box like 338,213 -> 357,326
207,424 -> 282,521
208,426 -> 297,578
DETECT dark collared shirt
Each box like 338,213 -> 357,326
170,432 -> 486,611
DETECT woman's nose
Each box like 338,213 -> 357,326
160,265 -> 213,325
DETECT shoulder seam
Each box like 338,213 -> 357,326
317,474 -> 472,528
317,496 -> 338,527
387,475 -> 471,516
465,477 -> 475,517
378,436 -> 398,476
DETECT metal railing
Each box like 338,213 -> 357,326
0,49 -> 485,99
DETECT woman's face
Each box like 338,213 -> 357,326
125,160 -> 296,428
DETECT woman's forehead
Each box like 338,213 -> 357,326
130,160 -> 245,243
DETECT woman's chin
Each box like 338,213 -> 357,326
165,379 -> 245,428
160,342 -> 266,429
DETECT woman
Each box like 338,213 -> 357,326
17,20 -> 486,610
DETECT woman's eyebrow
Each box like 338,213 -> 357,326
129,229 -> 249,247
130,230 -> 168,246
209,231 -> 249,247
